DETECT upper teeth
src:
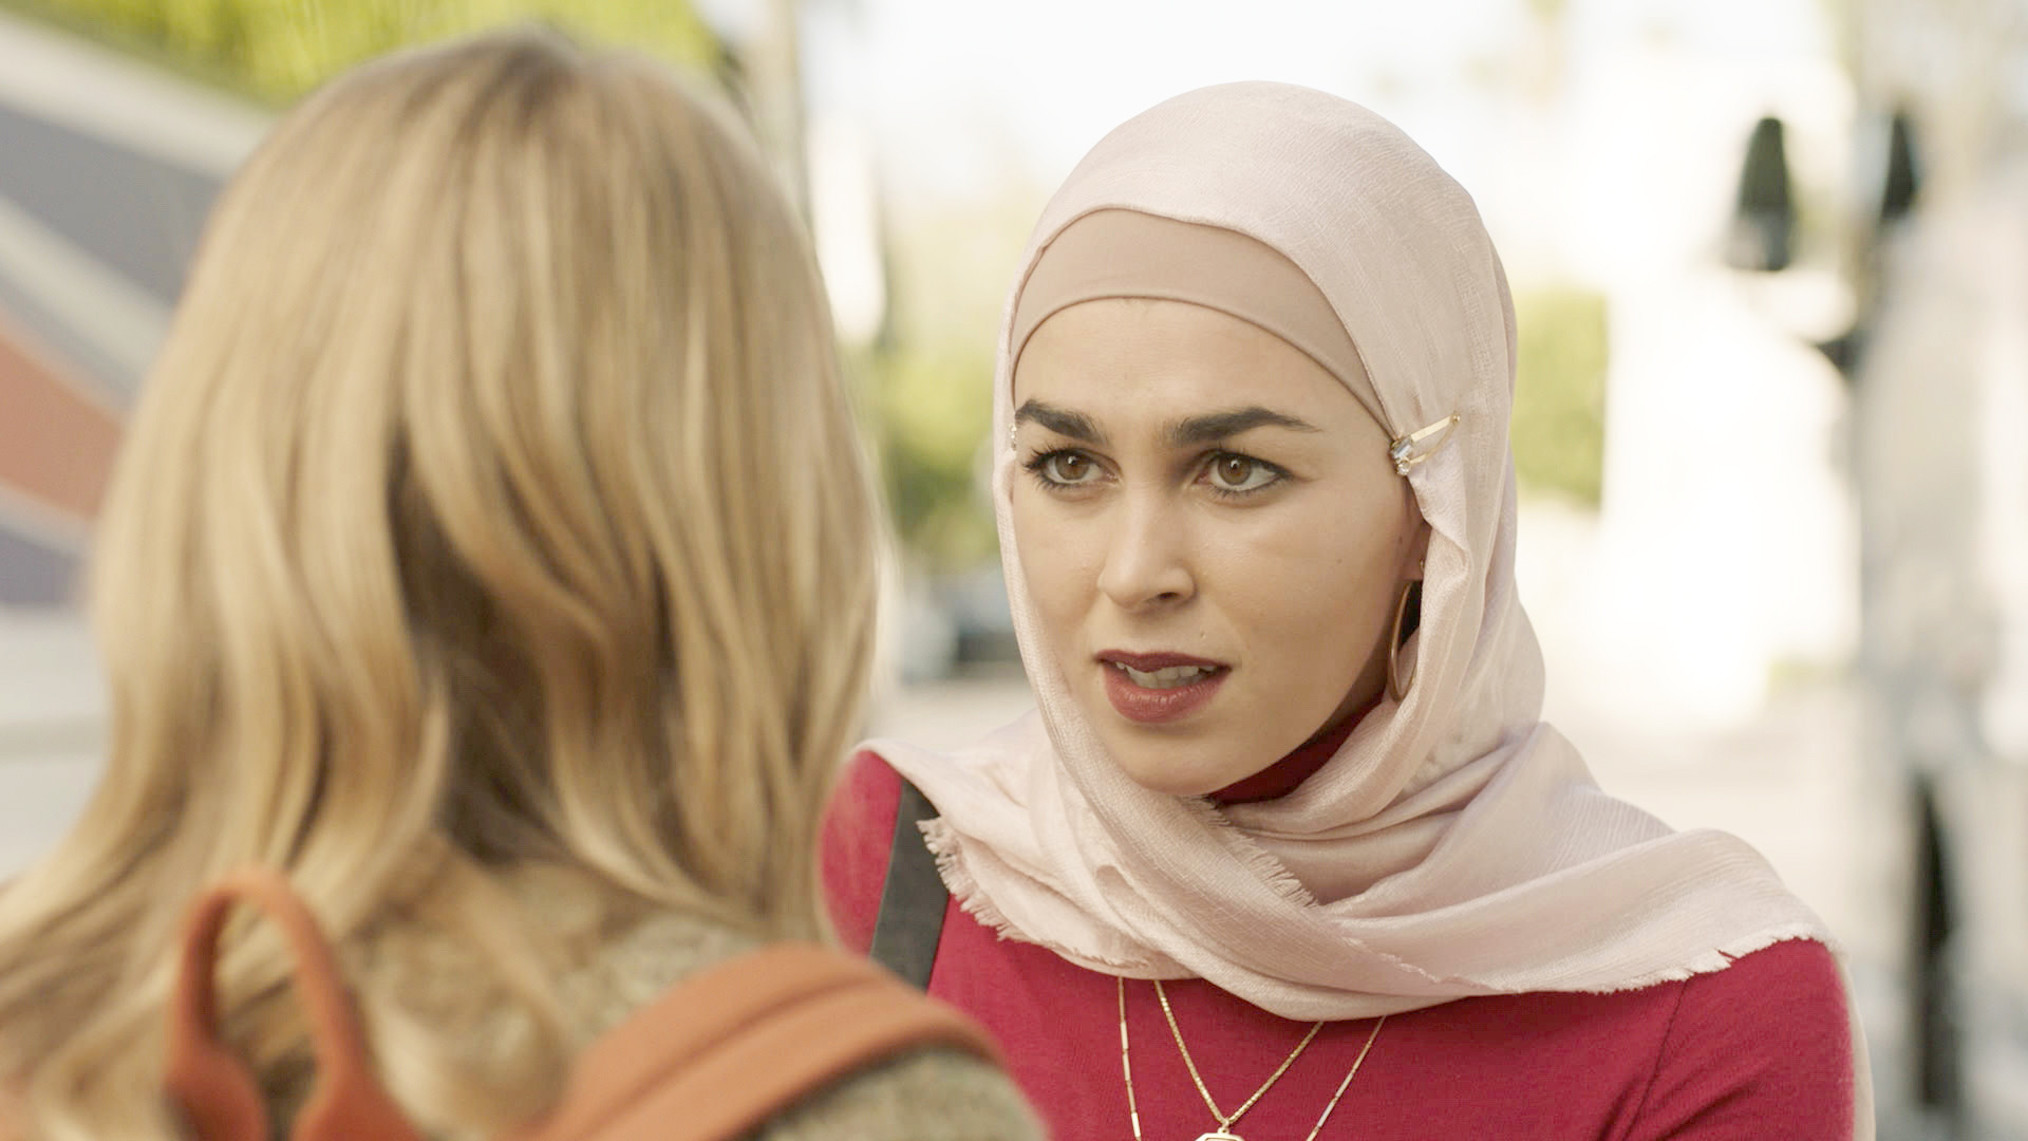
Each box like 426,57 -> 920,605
1114,662 -> 1214,689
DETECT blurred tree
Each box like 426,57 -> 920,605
855,185 -> 1040,575
1510,286 -> 1609,508
858,341 -> 997,573
4,0 -> 721,104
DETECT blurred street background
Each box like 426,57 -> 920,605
1,0 -> 2025,1136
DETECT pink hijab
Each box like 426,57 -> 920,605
863,81 -> 1869,1131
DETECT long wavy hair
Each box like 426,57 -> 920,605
0,27 -> 878,1140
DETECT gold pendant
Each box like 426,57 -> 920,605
1195,1133 -> 1244,1141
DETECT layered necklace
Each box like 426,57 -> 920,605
1117,978 -> 1386,1141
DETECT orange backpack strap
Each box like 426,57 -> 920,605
163,868 -> 422,1141
163,873 -> 999,1141
514,943 -> 1001,1141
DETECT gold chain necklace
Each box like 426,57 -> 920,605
1117,977 -> 1386,1141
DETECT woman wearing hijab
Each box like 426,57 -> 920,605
825,83 -> 1869,1140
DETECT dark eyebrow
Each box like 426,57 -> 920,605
1165,406 -> 1322,447
1013,400 -> 1107,445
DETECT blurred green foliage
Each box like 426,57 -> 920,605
1510,286 -> 1609,508
6,0 -> 719,104
855,195 -> 1037,575
858,341 -> 999,574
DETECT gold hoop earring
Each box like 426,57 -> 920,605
1387,580 -> 1419,702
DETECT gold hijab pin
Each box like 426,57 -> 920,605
1388,414 -> 1461,476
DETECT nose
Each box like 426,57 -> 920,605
1096,494 -> 1195,612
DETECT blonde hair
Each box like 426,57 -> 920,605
0,26 -> 877,1140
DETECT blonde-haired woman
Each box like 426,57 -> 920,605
0,28 -> 1037,1141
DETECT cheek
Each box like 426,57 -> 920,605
1010,491 -> 1093,635
1215,509 -> 1403,674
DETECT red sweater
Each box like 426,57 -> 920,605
822,750 -> 1857,1141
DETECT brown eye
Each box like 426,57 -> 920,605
1043,452 -> 1098,484
1206,453 -> 1280,493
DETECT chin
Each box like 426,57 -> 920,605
1105,741 -> 1252,798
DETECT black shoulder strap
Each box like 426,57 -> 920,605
868,779 -> 949,990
